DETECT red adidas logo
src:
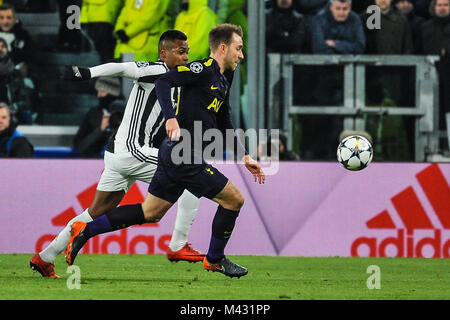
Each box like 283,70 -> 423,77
35,182 -> 171,255
351,164 -> 450,258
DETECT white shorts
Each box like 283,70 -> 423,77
96,148 -> 158,192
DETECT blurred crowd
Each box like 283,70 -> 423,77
0,0 -> 448,160
266,0 -> 450,55
266,0 -> 449,161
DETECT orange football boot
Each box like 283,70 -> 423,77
66,221 -> 88,265
166,243 -> 205,263
29,253 -> 61,278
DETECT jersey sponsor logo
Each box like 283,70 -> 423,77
206,97 -> 224,113
135,61 -> 150,68
210,85 -> 219,90
190,62 -> 203,73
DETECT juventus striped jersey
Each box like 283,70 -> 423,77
89,61 -> 179,162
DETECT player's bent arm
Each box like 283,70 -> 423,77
154,72 -> 183,138
155,64 -> 211,119
154,76 -> 177,120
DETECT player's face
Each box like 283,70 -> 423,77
0,9 -> 16,32
162,40 -> 189,69
0,108 -> 11,131
435,0 -> 450,17
224,33 -> 244,71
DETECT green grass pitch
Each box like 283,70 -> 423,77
1,254 -> 449,300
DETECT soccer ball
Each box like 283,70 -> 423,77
337,135 -> 373,171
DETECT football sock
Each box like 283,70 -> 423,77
206,206 -> 239,263
39,209 -> 93,263
84,204 -> 146,239
169,190 -> 200,252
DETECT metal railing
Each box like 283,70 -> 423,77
267,54 -> 441,162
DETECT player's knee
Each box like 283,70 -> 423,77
141,200 -> 169,223
145,216 -> 161,223
216,182 -> 245,211
142,209 -> 161,223
232,192 -> 245,210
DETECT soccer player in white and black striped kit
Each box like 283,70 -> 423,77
30,31 -> 204,278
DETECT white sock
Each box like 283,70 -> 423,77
169,190 -> 200,252
39,209 -> 93,263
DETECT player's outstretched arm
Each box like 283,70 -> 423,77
60,62 -> 159,81
243,154 -> 265,184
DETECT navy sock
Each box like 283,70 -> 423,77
85,214 -> 112,238
85,204 -> 145,238
206,206 -> 239,263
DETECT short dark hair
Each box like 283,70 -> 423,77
158,30 -> 187,51
0,4 -> 16,14
209,24 -> 243,52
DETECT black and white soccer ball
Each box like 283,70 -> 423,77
337,135 -> 373,171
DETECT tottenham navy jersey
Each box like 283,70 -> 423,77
155,57 -> 239,158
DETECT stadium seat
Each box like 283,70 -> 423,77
34,146 -> 79,158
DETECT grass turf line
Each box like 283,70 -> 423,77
1,254 -> 449,300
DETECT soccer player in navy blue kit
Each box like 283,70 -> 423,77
66,24 -> 265,278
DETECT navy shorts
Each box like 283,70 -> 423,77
148,162 -> 229,203
149,137 -> 229,203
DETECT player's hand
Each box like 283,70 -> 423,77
243,155 -> 265,184
60,65 -> 91,81
166,118 -> 181,141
